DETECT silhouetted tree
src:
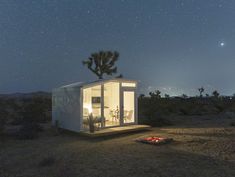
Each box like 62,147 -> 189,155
164,94 -> 170,98
181,94 -> 188,99
205,93 -> 210,97
212,90 -> 220,98
139,94 -> 145,99
116,74 -> 123,78
232,93 -> 235,99
82,51 -> 119,79
198,87 -> 205,97
149,90 -> 161,99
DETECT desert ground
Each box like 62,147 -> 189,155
0,115 -> 235,177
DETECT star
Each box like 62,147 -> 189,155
220,42 -> 225,47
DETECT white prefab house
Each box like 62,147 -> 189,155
52,78 -> 138,132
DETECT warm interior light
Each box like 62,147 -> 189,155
88,106 -> 93,114
84,103 -> 93,114
121,82 -> 136,87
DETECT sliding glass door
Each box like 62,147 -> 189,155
122,90 -> 135,124
104,82 -> 120,127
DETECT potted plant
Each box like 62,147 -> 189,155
87,113 -> 96,133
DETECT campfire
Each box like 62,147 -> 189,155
136,136 -> 173,145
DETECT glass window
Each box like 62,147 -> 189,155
123,91 -> 135,123
104,82 -> 120,127
82,85 -> 101,130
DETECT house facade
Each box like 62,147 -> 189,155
52,78 -> 138,132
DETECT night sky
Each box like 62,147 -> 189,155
0,0 -> 235,96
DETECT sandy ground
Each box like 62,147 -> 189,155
0,116 -> 235,177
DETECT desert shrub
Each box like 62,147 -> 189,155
0,104 -> 8,134
230,122 -> 235,126
142,116 -> 172,127
166,106 -> 176,114
51,120 -> 61,136
138,96 -> 235,126
7,96 -> 51,125
0,93 -> 51,129
38,156 -> 55,167
16,99 -> 46,139
179,108 -> 189,115
0,116 -> 6,136
19,97 -> 51,123
138,97 -> 174,126
214,104 -> 225,113
149,117 -> 172,127
139,112 -> 173,127
17,122 -> 43,139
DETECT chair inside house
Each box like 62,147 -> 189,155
109,109 -> 119,121
124,110 -> 134,123
95,117 -> 104,129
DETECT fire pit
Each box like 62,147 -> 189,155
136,136 -> 173,145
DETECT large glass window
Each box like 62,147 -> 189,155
123,91 -> 135,123
104,82 -> 120,127
82,85 -> 101,130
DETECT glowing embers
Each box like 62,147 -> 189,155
136,136 -> 173,145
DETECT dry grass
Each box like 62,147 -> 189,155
0,116 -> 235,177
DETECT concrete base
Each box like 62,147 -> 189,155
80,124 -> 151,137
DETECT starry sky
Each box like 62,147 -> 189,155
0,0 -> 235,96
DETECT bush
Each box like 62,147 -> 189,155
230,122 -> 235,126
51,120 -> 60,136
17,122 -> 43,140
6,96 -> 52,125
179,108 -> 189,115
19,98 -> 51,124
148,117 -> 173,127
139,112 -> 173,127
214,104 -> 225,113
0,116 -> 6,136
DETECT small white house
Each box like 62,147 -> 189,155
52,78 -> 138,132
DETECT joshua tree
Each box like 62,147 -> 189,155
82,51 -> 119,79
164,94 -> 170,98
212,90 -> 220,98
181,94 -> 188,99
198,87 -> 205,97
149,90 -> 161,99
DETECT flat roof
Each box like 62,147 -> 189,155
59,78 -> 137,89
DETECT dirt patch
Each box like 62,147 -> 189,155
0,116 -> 235,177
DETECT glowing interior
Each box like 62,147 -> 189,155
123,91 -> 135,123
83,85 -> 101,118
82,81 -> 135,129
104,82 -> 120,126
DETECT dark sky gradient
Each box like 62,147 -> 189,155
0,0 -> 235,96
